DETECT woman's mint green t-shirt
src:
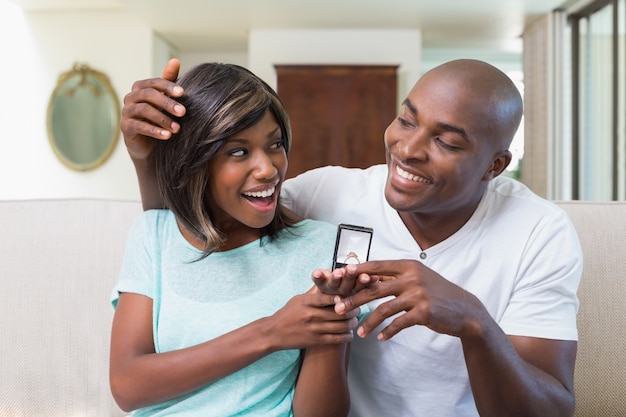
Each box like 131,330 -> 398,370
111,210 -> 336,416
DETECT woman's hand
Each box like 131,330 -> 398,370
268,286 -> 360,350
311,265 -> 380,297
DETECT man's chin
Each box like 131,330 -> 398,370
384,183 -> 415,212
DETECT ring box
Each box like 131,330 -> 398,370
332,224 -> 374,269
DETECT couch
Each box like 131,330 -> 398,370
0,198 -> 624,416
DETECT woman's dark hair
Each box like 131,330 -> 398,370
154,63 -> 295,257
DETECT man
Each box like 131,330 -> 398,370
121,58 -> 581,416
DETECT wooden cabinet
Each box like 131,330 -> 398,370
275,65 -> 398,178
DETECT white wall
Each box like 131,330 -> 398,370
0,16 -> 425,201
248,29 -> 422,111
245,29 -> 529,177
3,10 -> 524,202
0,4 -> 153,201
178,51 -> 248,74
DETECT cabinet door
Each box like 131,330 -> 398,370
275,65 -> 397,178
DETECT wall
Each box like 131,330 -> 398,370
0,4 -> 153,201
0,15 -> 424,201
248,29 -> 422,111
178,51 -> 248,74
1,5 -> 526,201
246,30 -> 532,178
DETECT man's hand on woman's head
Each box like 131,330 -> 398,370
120,58 -> 186,160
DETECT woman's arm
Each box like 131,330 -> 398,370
293,344 -> 351,417
110,288 -> 357,412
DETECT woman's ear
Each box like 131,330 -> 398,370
482,150 -> 512,181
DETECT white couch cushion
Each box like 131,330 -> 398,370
0,199 -> 141,416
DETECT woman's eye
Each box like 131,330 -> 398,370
270,140 -> 285,150
229,149 -> 247,157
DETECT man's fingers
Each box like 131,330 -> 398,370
376,313 -> 417,341
356,297 -> 407,338
352,260 -> 408,277
123,119 -> 172,142
335,279 -> 392,314
132,86 -> 185,118
162,58 -> 180,82
161,95 -> 185,118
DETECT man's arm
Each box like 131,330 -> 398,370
465,332 -> 575,416
333,259 -> 576,417
120,58 -> 185,210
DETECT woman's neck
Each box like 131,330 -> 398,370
177,220 -> 262,252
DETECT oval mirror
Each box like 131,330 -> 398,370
47,63 -> 120,171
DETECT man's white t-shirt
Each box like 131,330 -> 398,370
282,164 -> 581,417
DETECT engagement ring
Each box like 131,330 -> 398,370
344,251 -> 360,264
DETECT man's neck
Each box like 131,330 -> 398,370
398,203 -> 479,250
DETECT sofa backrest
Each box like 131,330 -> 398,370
0,199 -> 141,416
1,198 -> 624,415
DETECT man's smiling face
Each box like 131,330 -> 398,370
383,71 -> 501,219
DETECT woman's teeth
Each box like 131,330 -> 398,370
243,186 -> 276,198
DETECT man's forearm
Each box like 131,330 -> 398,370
132,155 -> 164,211
462,322 -> 575,417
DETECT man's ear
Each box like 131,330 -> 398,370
482,150 -> 512,181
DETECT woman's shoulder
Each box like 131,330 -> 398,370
134,208 -> 173,226
128,209 -> 175,238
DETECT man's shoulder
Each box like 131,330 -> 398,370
290,164 -> 386,181
283,164 -> 386,200
488,176 -> 569,220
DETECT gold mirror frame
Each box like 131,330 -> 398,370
47,63 -> 120,171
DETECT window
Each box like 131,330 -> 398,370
571,0 -> 626,200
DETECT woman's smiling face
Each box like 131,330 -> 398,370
206,109 -> 287,237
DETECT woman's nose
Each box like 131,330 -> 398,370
252,151 -> 279,180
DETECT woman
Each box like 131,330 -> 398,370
109,63 -> 358,416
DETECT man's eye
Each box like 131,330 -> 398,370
397,117 -> 415,128
436,138 -> 462,151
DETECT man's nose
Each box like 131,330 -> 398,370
395,129 -> 429,162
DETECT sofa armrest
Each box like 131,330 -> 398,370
557,201 -> 626,417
